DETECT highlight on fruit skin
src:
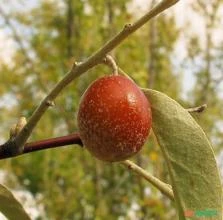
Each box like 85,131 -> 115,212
77,75 -> 152,162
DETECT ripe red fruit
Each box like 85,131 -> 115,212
77,75 -> 152,162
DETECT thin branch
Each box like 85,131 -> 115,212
121,160 -> 174,200
187,104 -> 207,113
24,133 -> 83,153
0,0 -> 180,157
0,133 -> 83,160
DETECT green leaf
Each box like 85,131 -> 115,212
0,184 -> 31,220
143,89 -> 222,220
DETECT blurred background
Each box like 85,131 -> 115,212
0,0 -> 222,219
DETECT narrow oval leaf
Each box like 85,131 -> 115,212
0,184 -> 31,220
143,89 -> 222,220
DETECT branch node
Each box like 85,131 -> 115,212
0,139 -> 23,159
123,23 -> 132,31
73,61 -> 82,68
46,100 -> 55,107
73,61 -> 78,67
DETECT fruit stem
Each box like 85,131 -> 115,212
103,55 -> 119,75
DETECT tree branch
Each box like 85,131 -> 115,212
0,0 -> 180,158
121,160 -> 174,200
0,133 -> 83,160
187,104 -> 207,113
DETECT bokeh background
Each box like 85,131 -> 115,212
0,0 -> 222,219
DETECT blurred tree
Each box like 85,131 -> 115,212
186,0 -> 223,151
0,0 -> 222,219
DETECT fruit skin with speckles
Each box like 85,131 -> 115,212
77,75 -> 152,162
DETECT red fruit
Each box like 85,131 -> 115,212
77,75 -> 152,162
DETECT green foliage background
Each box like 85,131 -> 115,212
0,0 -> 222,219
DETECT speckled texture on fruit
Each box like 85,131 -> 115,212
77,75 -> 152,162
